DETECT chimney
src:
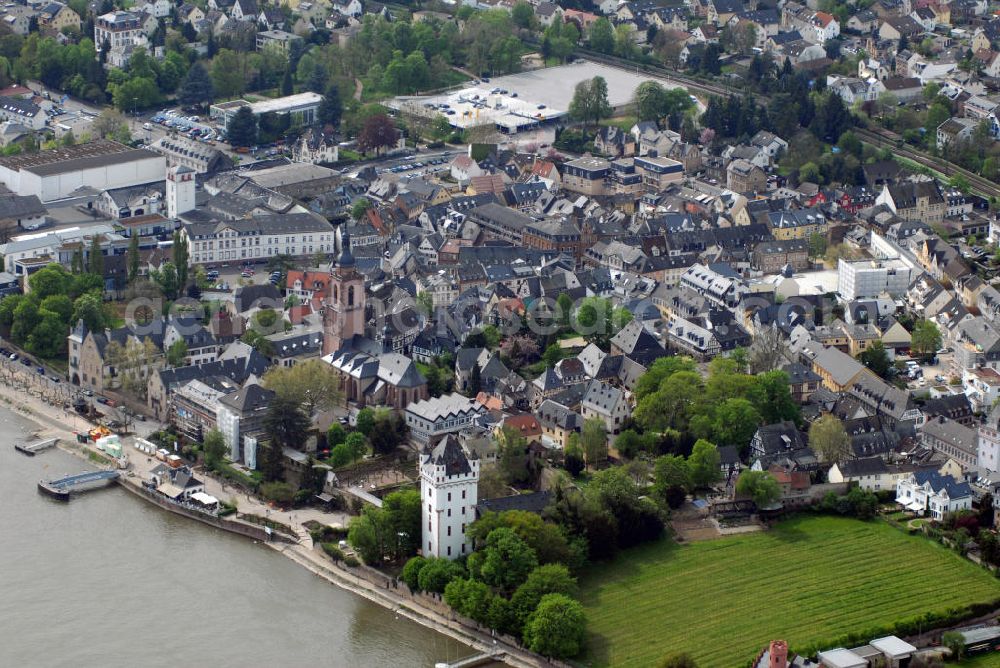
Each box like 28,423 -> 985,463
768,640 -> 788,668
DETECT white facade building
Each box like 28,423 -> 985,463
405,392 -> 484,446
837,258 -> 913,300
895,470 -> 973,520
979,404 -> 1000,473
166,165 -> 195,219
0,140 -> 165,202
181,213 -> 335,265
420,436 -> 479,560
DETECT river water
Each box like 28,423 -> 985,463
0,407 -> 471,668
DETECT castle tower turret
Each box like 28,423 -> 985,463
166,165 -> 195,219
420,435 -> 479,559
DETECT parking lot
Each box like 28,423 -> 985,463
902,350 -> 955,392
147,109 -> 223,143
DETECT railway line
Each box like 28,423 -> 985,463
854,127 -> 1000,199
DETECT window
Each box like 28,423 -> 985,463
447,546 -> 451,556
447,508 -> 451,517
447,492 -> 451,502
461,489 -> 466,500
447,526 -> 451,536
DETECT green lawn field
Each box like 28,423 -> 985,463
964,654 -> 1000,667
579,516 -> 1000,667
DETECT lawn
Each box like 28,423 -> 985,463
964,654 -> 1000,667
579,515 -> 1000,667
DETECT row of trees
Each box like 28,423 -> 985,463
0,263 -> 109,358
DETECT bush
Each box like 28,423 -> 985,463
260,481 -> 295,505
322,543 -> 345,561
418,557 -> 465,593
942,631 -> 964,660
401,556 -> 427,590
344,555 -> 360,567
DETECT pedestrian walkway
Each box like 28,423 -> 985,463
277,544 -> 564,668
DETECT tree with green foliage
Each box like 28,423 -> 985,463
417,556 -> 464,592
653,454 -> 691,505
711,398 -> 760,452
326,422 -> 346,449
369,409 -> 408,455
401,555 -> 426,590
808,231 -> 828,258
127,234 -> 140,284
687,439 -> 721,488
151,261 -> 178,300
172,231 -> 189,290
858,340 -> 892,379
511,1 -> 535,29
634,81 -> 693,126
318,83 -> 343,128
468,510 -> 577,567
569,76 -> 612,126
88,236 -> 104,277
444,577 -> 494,623
737,470 -> 781,508
355,407 -> 375,436
522,593 -> 587,659
614,429 -> 653,459
634,356 -> 697,400
72,292 -> 110,333
911,319 -> 942,356
564,434 -> 585,477
473,527 -> 538,594
942,631 -> 965,661
658,653 -> 698,668
177,61 -> 214,108
510,563 -> 577,627
260,481 -> 295,505
262,395 -> 311,480
202,428 -> 227,470
299,456 -> 324,495
351,197 -> 370,221
262,358 -> 341,414
166,338 -> 188,367
587,17 -> 615,54
345,432 -> 367,461
497,424 -> 533,485
581,417 -> 608,469
587,466 -> 664,548
809,414 -> 851,463
227,105 -> 258,148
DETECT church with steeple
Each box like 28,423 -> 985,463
322,226 -> 365,356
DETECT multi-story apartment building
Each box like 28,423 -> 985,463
181,213 -> 335,265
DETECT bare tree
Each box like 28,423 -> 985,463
748,324 -> 791,374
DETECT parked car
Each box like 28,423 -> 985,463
96,397 -> 109,405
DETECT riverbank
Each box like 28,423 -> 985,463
0,381 -> 554,668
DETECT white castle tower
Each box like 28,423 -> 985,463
166,165 -> 195,219
420,435 -> 479,559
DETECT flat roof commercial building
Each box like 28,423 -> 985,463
391,61 -> 688,135
0,140 -> 165,202
210,92 -> 324,131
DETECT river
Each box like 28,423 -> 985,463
0,407 -> 472,667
